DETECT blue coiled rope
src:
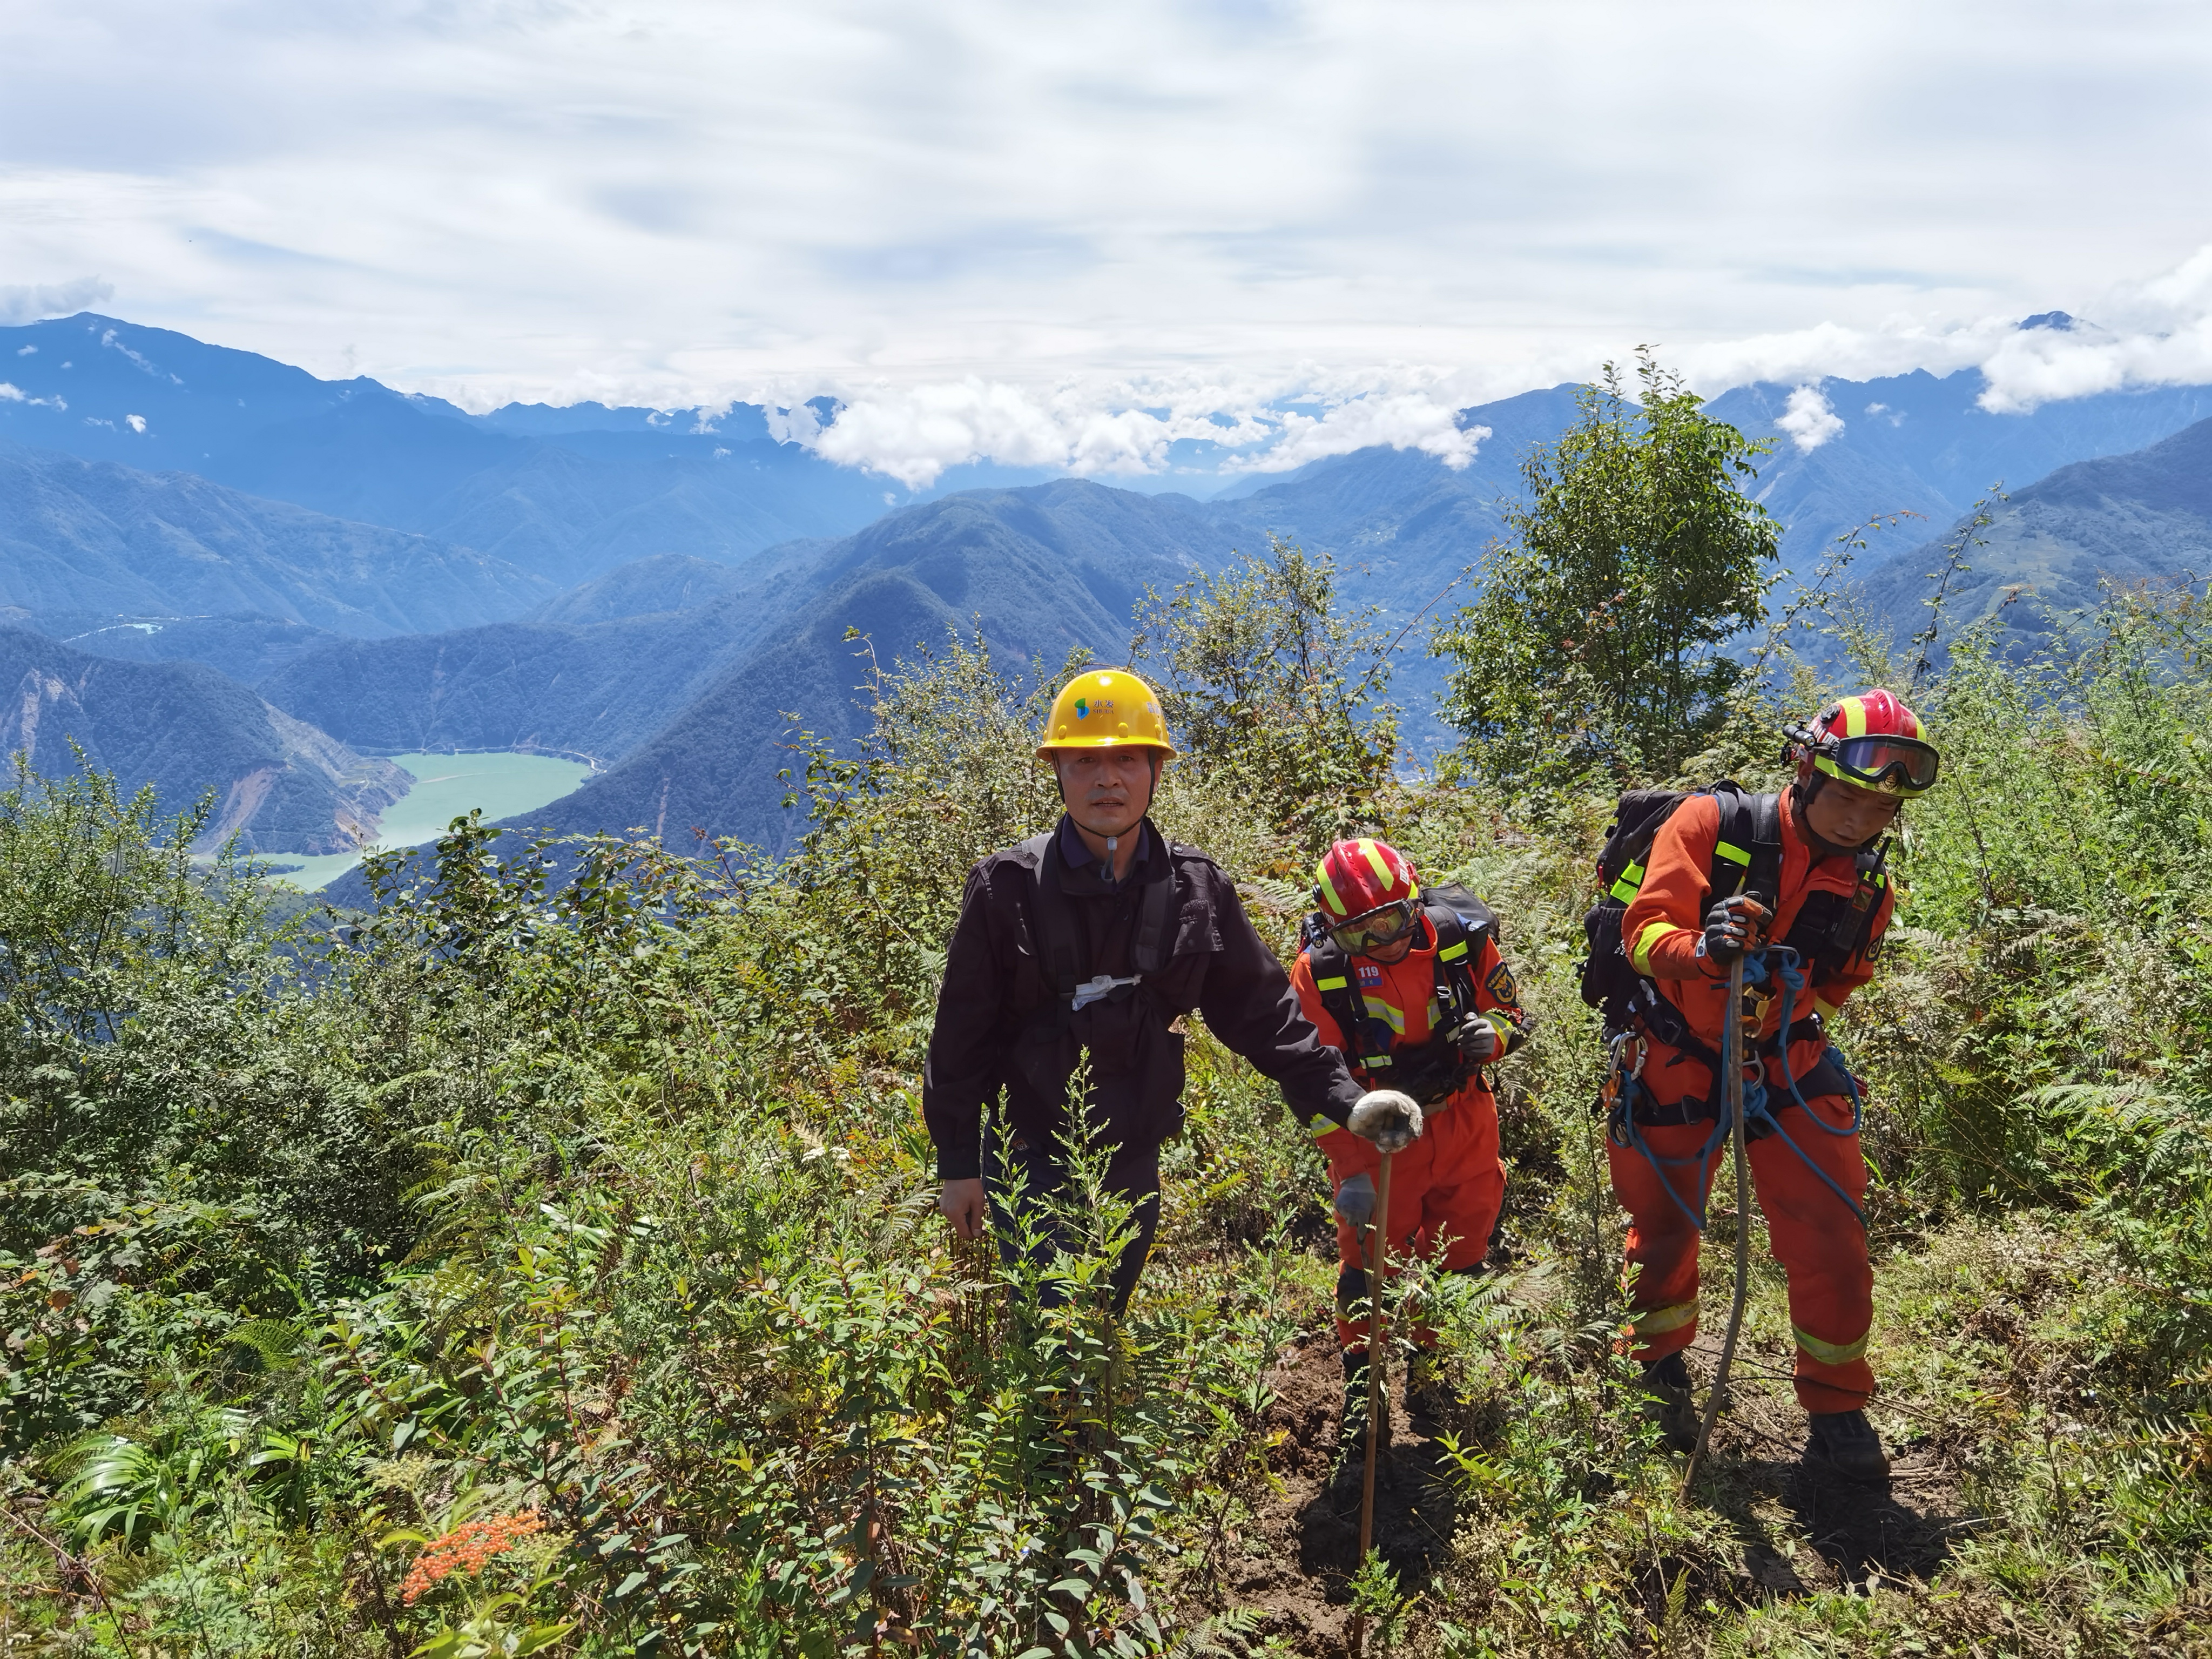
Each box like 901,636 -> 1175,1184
1608,945 -> 1866,1233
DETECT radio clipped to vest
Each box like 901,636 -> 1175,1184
1301,881 -> 1501,1107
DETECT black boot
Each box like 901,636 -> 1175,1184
1642,1352 -> 1698,1454
1806,1410 -> 1890,1483
1404,1346 -> 1452,1429
1330,1348 -> 1390,1505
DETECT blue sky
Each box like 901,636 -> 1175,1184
5,1 -> 2212,484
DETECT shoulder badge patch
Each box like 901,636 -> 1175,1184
1485,961 -> 1519,1003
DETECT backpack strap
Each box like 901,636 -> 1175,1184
1019,831 -> 1084,999
1708,783 -> 1784,905
1421,897 -> 1488,1024
1130,845 -> 1176,976
1023,826 -> 1178,1005
1800,837 -> 1891,977
1305,927 -> 1375,1072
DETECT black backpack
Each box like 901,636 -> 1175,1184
1301,882 -> 1500,1104
1579,781 -> 1890,1047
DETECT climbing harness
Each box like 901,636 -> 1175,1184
1604,944 -> 1868,1234
1303,881 -> 1507,1108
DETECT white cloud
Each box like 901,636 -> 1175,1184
0,380 -> 64,408
125,413 -> 145,432
16,344 -> 36,355
0,278 -> 111,327
1222,396 -> 1486,476
793,369 -> 1484,487
1776,385 -> 1844,453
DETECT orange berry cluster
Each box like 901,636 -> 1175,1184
400,1509 -> 547,1606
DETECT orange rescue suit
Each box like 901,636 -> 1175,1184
1292,919 -> 1526,1352
1613,788 -> 1896,1413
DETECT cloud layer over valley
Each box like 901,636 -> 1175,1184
5,2 -> 2212,484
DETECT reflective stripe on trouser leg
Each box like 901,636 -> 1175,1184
1633,1301 -> 1700,1342
1605,1118 -> 1719,1361
1747,1092 -> 1874,1414
1793,1325 -> 1869,1366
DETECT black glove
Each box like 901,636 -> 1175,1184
1700,893 -> 1772,967
1454,1013 -> 1501,1062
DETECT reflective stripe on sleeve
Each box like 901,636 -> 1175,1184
1793,1324 -> 1870,1366
1309,1114 -> 1338,1141
1630,919 -> 1688,975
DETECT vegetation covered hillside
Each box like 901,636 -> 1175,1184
4,373 -> 2210,1656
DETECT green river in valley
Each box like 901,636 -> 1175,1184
260,751 -> 592,891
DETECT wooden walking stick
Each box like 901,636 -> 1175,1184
1359,1147 -> 1396,1563
1683,953 -> 1751,1493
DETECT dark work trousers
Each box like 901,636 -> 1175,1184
982,1128 -> 1163,1316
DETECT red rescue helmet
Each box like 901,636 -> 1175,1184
1314,838 -> 1423,956
1786,689 -> 1940,799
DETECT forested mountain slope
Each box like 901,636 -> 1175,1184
257,599 -> 792,767
1709,365 -> 2212,570
1856,412 -> 2212,662
288,481 -> 1216,867
0,625 -> 404,852
47,613 -> 344,685
0,442 -> 550,635
496,480 -> 1210,851
522,551 -> 779,624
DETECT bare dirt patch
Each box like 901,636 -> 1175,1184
1217,1328 -> 1462,1652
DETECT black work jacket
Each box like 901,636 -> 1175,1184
922,814 -> 1363,1179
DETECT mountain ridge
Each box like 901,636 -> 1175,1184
0,625 -> 406,853
0,440 -> 552,636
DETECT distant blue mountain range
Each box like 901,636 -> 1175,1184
0,315 -> 895,587
7,311 -> 2212,866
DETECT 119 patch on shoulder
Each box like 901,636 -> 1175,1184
1485,961 -> 1519,1003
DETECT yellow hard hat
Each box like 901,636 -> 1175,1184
1036,667 -> 1176,757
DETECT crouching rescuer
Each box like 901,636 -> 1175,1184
1290,838 -> 1531,1492
1584,690 -> 1941,1482
923,668 -> 1367,1314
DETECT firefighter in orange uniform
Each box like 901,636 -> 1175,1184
1289,838 -> 1530,1490
1608,690 -> 1941,1482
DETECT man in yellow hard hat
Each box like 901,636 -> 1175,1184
924,666 -> 1368,1311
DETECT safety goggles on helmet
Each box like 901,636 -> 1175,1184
1330,899 -> 1420,957
1816,733 -> 1941,797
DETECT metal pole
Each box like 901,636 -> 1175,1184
1683,955 -> 1751,1493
